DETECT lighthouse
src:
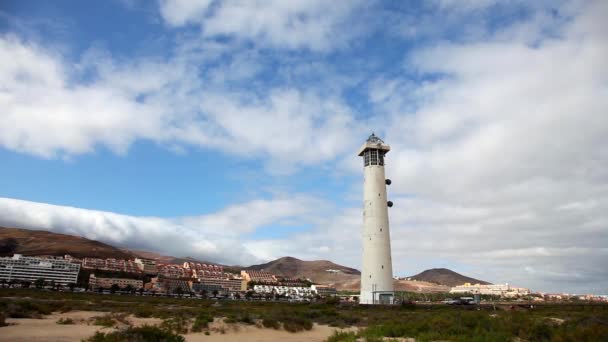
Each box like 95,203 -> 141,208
358,133 -> 394,305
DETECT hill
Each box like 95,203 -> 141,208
409,268 -> 491,287
246,256 -> 361,285
0,227 -> 134,260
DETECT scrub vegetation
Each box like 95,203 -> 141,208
0,288 -> 607,341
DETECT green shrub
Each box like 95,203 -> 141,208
133,306 -> 154,318
238,312 -> 255,325
262,317 -> 280,329
161,316 -> 190,334
84,325 -> 185,342
56,317 -> 75,324
191,312 -> 213,332
326,330 -> 358,342
283,316 -> 313,333
93,314 -> 116,327
0,312 -> 8,327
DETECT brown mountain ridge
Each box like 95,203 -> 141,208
408,268 -> 491,287
0,227 -> 490,289
0,227 -> 134,260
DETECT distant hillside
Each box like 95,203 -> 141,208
0,227 -> 134,260
246,256 -> 360,285
409,268 -> 491,287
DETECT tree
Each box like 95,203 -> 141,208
212,289 -> 219,298
245,291 -> 254,300
200,289 -> 208,299
124,284 -> 134,293
110,284 -> 120,294
34,278 -> 45,289
68,283 -> 76,292
234,293 -> 241,299
174,286 -> 183,297
0,279 -> 5,288
21,281 -> 31,289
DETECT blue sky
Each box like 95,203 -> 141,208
1,0 -> 607,294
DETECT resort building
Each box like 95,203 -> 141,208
450,283 -> 530,297
134,258 -> 157,274
0,254 -> 80,286
241,270 -> 277,283
89,274 -> 143,290
253,284 -> 316,297
312,284 -> 338,296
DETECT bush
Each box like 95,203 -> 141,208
85,325 -> 185,342
133,306 -> 154,318
282,316 -> 313,333
326,330 -> 358,342
0,312 -> 8,327
191,313 -> 213,332
93,314 -> 116,327
56,317 -> 75,324
161,316 -> 190,334
238,312 -> 255,325
262,317 -> 280,329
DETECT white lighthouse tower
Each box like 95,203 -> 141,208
358,133 -> 394,305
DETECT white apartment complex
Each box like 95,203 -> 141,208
450,283 -> 530,297
253,284 -> 316,297
0,254 -> 80,286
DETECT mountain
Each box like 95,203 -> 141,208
408,268 -> 491,287
0,227 -> 491,291
0,227 -> 135,260
246,256 -> 361,285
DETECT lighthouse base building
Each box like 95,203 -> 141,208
358,134 -> 395,305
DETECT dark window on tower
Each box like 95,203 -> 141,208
364,150 -> 370,166
379,152 -> 385,166
370,149 -> 378,165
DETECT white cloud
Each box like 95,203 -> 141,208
0,196 -> 325,265
158,0 -> 364,51
357,0 -> 608,292
0,34 -> 362,170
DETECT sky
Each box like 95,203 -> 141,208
0,0 -> 607,294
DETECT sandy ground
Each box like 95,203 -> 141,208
0,311 -> 163,342
0,311 -> 355,342
186,323 -> 353,342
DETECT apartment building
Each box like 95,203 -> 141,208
450,283 -> 530,297
89,274 -> 143,290
241,270 -> 277,283
0,254 -> 80,286
198,277 -> 246,292
134,258 -> 157,274
253,284 -> 316,297
311,284 -> 338,296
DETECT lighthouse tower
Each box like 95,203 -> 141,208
358,133 -> 394,305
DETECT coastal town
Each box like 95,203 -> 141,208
1,253 -> 606,304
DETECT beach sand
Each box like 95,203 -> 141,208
0,311 -> 354,342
